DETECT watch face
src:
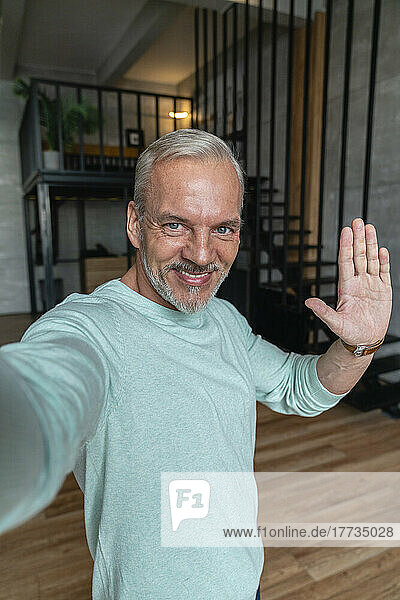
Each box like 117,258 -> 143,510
354,347 -> 365,357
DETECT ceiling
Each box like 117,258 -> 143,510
1,0 -> 324,91
123,6 -> 194,86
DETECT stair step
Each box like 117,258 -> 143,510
251,243 -> 325,251
260,261 -> 337,269
260,276 -> 336,287
344,380 -> 400,412
366,354 -> 400,378
261,215 -> 300,220
247,176 -> 270,183
270,229 -> 312,235
287,244 -> 320,249
247,189 -> 280,196
287,260 -> 337,267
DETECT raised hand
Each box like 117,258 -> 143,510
304,218 -> 392,346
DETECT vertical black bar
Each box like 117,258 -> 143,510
118,92 -> 124,170
190,97 -> 194,128
337,0 -> 354,275
223,10 -> 227,138
282,0 -> 294,308
250,0 -> 263,327
56,84 -> 64,170
97,89 -> 105,172
173,97 -> 177,130
203,8 -> 208,130
31,81 -> 43,170
37,183 -> 55,310
297,0 -> 312,314
137,94 -> 142,139
77,199 -> 87,293
243,0 -> 249,172
243,0 -> 250,319
213,10 -> 218,135
194,8 -> 200,129
155,95 -> 160,138
77,87 -> 84,171
268,0 -> 278,285
24,196 -> 37,315
232,2 -> 238,142
313,0 -> 333,352
362,0 -> 381,223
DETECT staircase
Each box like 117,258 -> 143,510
239,175 -> 400,413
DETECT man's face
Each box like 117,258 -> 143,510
130,158 -> 242,313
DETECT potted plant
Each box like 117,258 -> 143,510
14,78 -> 102,169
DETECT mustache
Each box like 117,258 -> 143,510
164,262 -> 222,275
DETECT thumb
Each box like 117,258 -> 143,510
304,298 -> 341,334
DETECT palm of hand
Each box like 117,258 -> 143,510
305,219 -> 392,346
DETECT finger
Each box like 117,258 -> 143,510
379,246 -> 391,286
365,223 -> 379,276
305,298 -> 342,337
352,217 -> 367,275
338,226 -> 354,284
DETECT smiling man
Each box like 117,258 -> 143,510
0,129 -> 392,600
120,140 -> 243,313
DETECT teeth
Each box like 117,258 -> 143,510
180,270 -> 209,278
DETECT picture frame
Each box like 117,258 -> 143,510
125,128 -> 144,148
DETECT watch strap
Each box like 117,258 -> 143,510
340,337 -> 385,357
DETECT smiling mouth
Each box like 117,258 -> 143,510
172,268 -> 214,286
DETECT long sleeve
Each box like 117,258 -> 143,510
0,304 -> 111,536
224,300 -> 349,416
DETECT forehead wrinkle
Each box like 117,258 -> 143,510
148,159 -> 241,223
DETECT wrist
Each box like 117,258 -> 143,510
340,336 -> 385,357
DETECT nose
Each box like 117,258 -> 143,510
181,228 -> 217,268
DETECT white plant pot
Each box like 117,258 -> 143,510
43,150 -> 60,170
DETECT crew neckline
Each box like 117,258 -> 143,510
99,278 -> 206,327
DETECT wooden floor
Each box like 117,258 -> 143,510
1,313 -> 400,599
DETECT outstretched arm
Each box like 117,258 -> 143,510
305,218 -> 392,395
0,305 -> 110,535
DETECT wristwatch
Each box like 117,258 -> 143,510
340,337 -> 385,357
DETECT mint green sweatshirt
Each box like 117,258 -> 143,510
0,278 -> 347,599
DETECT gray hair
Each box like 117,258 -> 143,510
133,128 -> 245,222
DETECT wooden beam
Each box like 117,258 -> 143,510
289,11 -> 326,279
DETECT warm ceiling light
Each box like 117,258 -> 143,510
168,111 -> 189,119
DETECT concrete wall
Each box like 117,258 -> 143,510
0,80 -> 30,314
323,0 -> 400,341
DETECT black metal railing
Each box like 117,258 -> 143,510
19,78 -> 193,187
194,0 -> 386,355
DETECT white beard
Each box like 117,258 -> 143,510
139,242 -> 230,314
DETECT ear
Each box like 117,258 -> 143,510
126,201 -> 142,249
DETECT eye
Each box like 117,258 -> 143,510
165,223 -> 183,230
216,226 -> 233,235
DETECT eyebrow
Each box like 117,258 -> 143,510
158,213 -> 241,229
